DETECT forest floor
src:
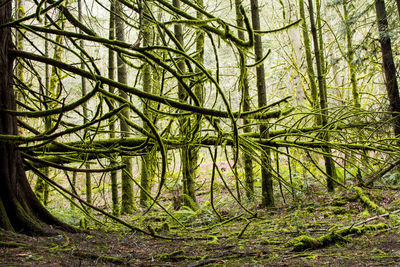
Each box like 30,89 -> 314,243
1,186 -> 400,266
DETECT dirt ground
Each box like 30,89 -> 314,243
1,188 -> 400,266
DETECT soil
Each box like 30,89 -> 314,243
1,188 -> 400,266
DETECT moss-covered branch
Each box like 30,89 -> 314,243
289,223 -> 388,251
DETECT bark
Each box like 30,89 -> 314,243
308,0 -> 337,192
299,0 -> 319,112
115,0 -> 136,214
108,0 -> 119,216
396,0 -> 400,18
375,0 -> 400,139
0,0 -> 75,234
140,0 -> 154,207
343,0 -> 360,108
250,0 -> 274,207
174,0 -> 197,209
78,0 -> 92,205
235,0 -> 254,201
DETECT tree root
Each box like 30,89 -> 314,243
289,223 -> 388,251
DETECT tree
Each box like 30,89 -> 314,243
375,0 -> 400,140
308,0 -> 337,192
108,0 -> 119,216
0,0 -> 74,234
235,0 -> 254,201
250,0 -> 274,207
140,0 -> 155,208
173,0 -> 197,209
115,0 -> 136,214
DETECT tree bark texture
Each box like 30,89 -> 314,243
250,0 -> 274,207
235,0 -> 254,201
375,0 -> 400,139
0,0 -> 74,234
115,0 -> 136,214
174,0 -> 197,209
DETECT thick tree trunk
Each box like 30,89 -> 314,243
0,0 -> 75,234
250,0 -> 274,207
375,0 -> 400,139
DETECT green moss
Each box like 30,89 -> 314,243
289,223 -> 388,251
289,235 -> 319,251
331,207 -> 349,215
354,187 -> 387,215
331,197 -> 347,207
305,206 -> 316,213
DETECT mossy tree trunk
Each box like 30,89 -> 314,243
115,0 -> 136,214
173,0 -> 197,209
140,0 -> 155,208
375,0 -> 400,140
235,0 -> 254,201
0,0 -> 75,234
77,0 -> 92,205
108,0 -> 119,216
308,0 -> 337,192
250,0 -> 274,207
342,0 -> 360,108
299,0 -> 319,113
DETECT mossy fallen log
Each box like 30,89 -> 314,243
289,223 -> 387,251
353,187 -> 387,215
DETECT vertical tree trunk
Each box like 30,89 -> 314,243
77,0 -> 92,205
343,0 -> 360,108
0,0 -> 74,234
108,0 -> 119,216
308,0 -> 336,192
115,1 -> 136,214
375,0 -> 400,139
299,0 -> 319,113
173,0 -> 197,209
250,0 -> 274,207
235,0 -> 254,201
140,0 -> 155,208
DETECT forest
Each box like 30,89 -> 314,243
1,0 -> 400,265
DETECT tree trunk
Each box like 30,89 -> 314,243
308,0 -> 337,192
250,0 -> 274,207
343,0 -> 360,108
0,0 -> 75,234
115,0 -> 136,214
108,0 -> 119,216
235,0 -> 254,201
299,0 -> 319,113
174,0 -> 197,209
396,0 -> 400,18
375,0 -> 400,139
140,0 -> 155,208
77,0 -> 92,205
